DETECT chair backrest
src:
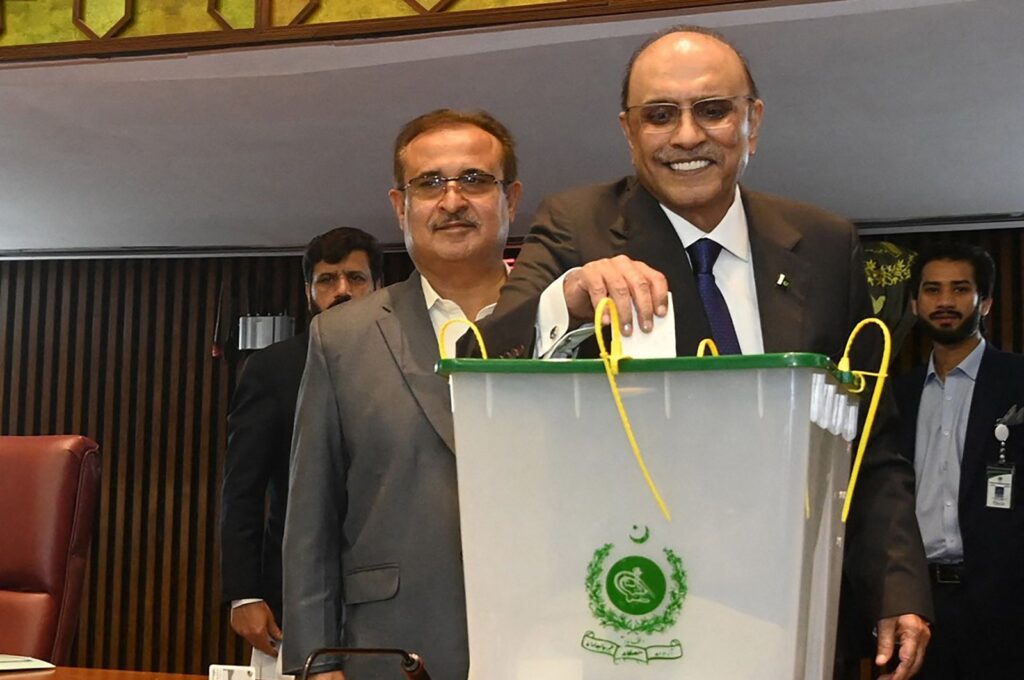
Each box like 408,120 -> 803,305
0,435 -> 101,664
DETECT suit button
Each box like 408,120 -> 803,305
550,326 -> 560,340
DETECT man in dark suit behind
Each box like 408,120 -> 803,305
220,227 -> 382,664
894,242 -> 1024,678
470,25 -> 932,680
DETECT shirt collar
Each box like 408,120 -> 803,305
420,262 -> 512,313
420,272 -> 446,312
657,186 -> 750,261
926,337 -> 987,382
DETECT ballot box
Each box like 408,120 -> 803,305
439,353 -> 860,680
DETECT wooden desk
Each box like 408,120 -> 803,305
1,668 -> 205,680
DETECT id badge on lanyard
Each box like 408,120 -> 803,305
989,421 -> 1016,510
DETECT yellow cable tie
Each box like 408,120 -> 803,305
593,298 -> 623,373
438,318 -> 488,360
594,298 -> 672,522
696,338 -> 720,357
838,317 -> 892,523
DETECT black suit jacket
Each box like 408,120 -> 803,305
469,177 -> 932,629
474,178 -> 881,359
220,331 -> 308,621
894,344 -> 1024,671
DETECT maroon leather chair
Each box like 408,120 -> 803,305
0,435 -> 100,663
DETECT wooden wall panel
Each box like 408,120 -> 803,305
0,256 -> 311,673
0,232 -> 1018,673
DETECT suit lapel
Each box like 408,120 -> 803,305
743,189 -> 809,353
377,273 -> 456,453
961,347 -> 1001,505
617,181 -> 712,355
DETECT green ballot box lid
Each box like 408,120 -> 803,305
438,351 -> 853,383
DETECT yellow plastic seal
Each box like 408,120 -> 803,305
594,298 -> 672,521
837,317 -> 893,523
696,338 -> 720,357
438,318 -> 488,360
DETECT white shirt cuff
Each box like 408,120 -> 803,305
535,268 -> 579,357
232,598 -> 265,609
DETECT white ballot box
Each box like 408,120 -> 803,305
439,353 -> 860,680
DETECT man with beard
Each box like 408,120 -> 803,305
220,227 -> 381,672
894,242 -> 1024,679
468,25 -> 931,679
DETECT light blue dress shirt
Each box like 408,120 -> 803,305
914,339 -> 986,563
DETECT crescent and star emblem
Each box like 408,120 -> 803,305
629,524 -> 650,544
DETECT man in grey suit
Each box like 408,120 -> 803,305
282,108 -> 522,679
468,26 -> 931,680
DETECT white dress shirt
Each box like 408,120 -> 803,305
422,267 -> 506,359
536,186 -> 764,357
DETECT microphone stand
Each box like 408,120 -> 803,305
300,647 -> 430,680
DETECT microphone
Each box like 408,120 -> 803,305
300,647 -> 431,680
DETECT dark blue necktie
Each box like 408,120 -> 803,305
688,238 -> 741,355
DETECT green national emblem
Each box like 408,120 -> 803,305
607,556 -> 666,615
580,527 -> 688,665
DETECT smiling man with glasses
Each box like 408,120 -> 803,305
282,109 -> 520,680
468,25 -> 933,680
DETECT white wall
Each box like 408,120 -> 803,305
0,0 -> 1018,252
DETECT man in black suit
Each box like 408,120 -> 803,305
894,242 -> 1024,679
471,25 -> 932,680
220,227 -> 382,665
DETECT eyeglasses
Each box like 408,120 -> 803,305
624,96 -> 757,134
401,172 -> 509,200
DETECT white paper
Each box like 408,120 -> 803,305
209,665 -> 254,680
0,655 -> 56,671
250,646 -> 293,680
620,292 -> 676,359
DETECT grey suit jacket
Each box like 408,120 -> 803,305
282,273 -> 467,679
469,177 -> 931,630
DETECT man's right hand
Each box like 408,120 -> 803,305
229,601 -> 282,656
563,255 -> 669,336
